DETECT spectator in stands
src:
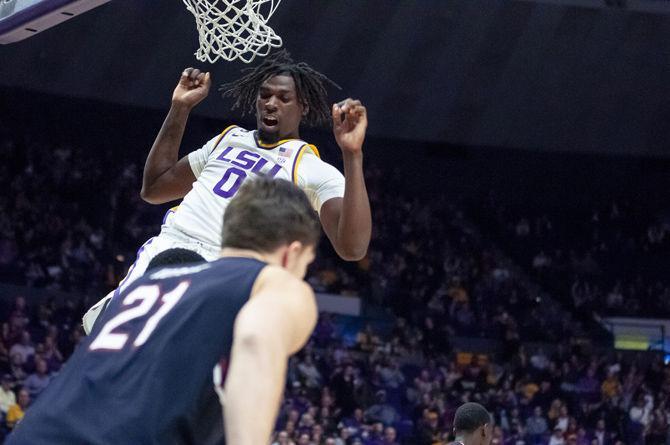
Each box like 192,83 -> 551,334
297,355 -> 322,390
381,426 -> 399,445
23,358 -> 51,399
417,410 -> 441,445
41,336 -> 63,372
376,358 -> 405,390
0,374 -> 15,416
549,427 -> 566,445
8,353 -> 26,384
339,407 -> 365,438
526,406 -> 549,445
272,430 -> 294,445
555,405 -> 570,432
365,390 -> 399,426
589,419 -> 607,445
628,394 -> 653,445
6,388 -> 29,430
9,331 -> 34,366
601,369 -> 621,400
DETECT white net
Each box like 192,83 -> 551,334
182,0 -> 283,64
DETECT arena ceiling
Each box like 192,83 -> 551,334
2,0 -> 670,157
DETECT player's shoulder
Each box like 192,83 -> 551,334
209,124 -> 244,144
252,265 -> 313,298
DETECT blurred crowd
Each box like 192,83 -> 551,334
477,194 -> 670,318
0,121 -> 583,344
274,314 -> 670,445
1,108 -> 670,444
0,292 -> 667,445
0,294 -> 85,440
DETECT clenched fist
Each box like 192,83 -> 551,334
172,68 -> 211,109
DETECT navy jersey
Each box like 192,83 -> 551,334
8,257 -> 266,445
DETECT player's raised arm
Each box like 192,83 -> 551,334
140,68 -> 211,204
223,268 -> 317,445
319,98 -> 372,261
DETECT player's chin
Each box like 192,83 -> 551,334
258,125 -> 280,141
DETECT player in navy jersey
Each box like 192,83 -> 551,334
83,50 -> 372,334
8,177 -> 321,445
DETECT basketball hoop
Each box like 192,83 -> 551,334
182,0 -> 283,64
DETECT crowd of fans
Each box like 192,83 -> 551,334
0,120 -> 583,344
476,194 -> 670,318
0,292 -> 667,445
1,106 -> 670,443
274,314 -> 670,445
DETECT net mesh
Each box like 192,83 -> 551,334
182,0 -> 283,64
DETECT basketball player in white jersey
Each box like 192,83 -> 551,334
82,51 -> 371,333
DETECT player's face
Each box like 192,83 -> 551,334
283,242 -> 316,279
256,74 -> 305,143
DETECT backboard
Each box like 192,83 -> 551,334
0,0 -> 109,44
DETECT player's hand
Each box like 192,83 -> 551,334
332,99 -> 367,156
172,68 -> 211,109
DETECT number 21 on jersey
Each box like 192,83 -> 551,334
89,282 -> 190,351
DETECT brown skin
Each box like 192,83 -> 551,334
255,75 -> 305,143
455,423 -> 493,445
140,68 -> 371,261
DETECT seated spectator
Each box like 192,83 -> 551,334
365,390 -> 399,426
628,394 -> 653,445
376,358 -> 405,390
23,358 -> 51,399
0,374 -> 15,415
589,420 -> 607,445
9,331 -> 34,366
8,353 -> 26,384
296,432 -> 311,445
601,370 -> 621,400
272,430 -> 295,445
416,410 -> 441,445
297,355 -> 322,390
549,427 -> 566,445
555,405 -> 570,432
526,406 -> 549,444
6,388 -> 29,430
42,336 -> 63,372
381,426 -> 399,445
338,407 -> 365,438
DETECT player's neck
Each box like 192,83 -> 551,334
220,247 -> 277,265
256,129 -> 300,145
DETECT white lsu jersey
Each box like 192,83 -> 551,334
163,125 -> 345,248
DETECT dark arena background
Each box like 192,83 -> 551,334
1,0 -> 670,444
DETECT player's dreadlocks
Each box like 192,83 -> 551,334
219,50 -> 341,127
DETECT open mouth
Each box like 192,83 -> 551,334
262,116 -> 278,127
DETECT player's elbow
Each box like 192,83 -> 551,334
337,245 -> 368,262
140,187 -> 163,205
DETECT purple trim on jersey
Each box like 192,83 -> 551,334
211,125 -> 238,154
162,209 -> 174,225
112,237 -> 155,300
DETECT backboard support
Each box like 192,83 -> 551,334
0,0 -> 110,44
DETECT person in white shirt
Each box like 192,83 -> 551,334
549,427 -> 566,445
629,394 -> 653,426
83,51 -> 372,333
0,375 -> 16,414
8,331 -> 34,366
